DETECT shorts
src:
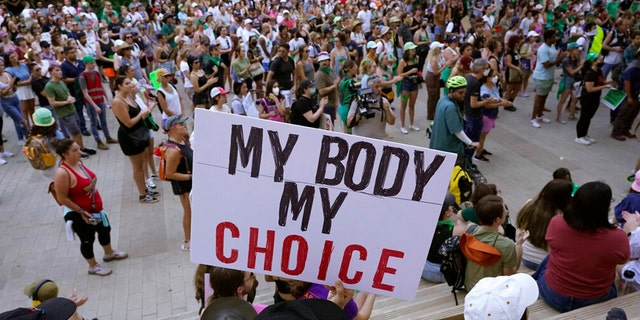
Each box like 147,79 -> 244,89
104,67 -> 116,78
434,25 -> 445,35
520,58 -> 531,72
401,79 -> 419,92
534,78 -> 554,96
482,115 -> 496,133
464,114 -> 483,142
16,85 -> 35,100
59,113 -> 82,136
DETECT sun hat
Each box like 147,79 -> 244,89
389,16 -> 400,24
430,41 -> 445,50
163,115 -> 188,131
380,26 -> 390,36
464,274 -> 539,320
32,108 -> 55,127
316,51 -> 330,62
352,19 -> 363,29
366,41 -> 377,49
210,86 -> 229,99
403,42 -> 417,51
200,297 -> 258,320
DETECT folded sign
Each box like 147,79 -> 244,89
190,110 -> 456,300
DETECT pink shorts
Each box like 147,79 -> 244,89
482,115 -> 496,133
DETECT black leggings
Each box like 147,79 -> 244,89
577,95 -> 600,138
65,211 -> 111,259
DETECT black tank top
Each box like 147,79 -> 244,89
116,102 -> 145,133
99,40 -> 114,68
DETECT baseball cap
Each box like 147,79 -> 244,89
255,299 -> 350,320
403,42 -> 417,51
210,86 -> 229,99
164,115 -> 188,131
283,10 -> 290,15
40,40 -> 51,48
200,297 -> 257,320
446,36 -> 459,43
464,274 -> 539,320
527,30 -> 540,38
316,51 -> 330,62
430,41 -> 445,50
244,18 -> 253,24
82,55 -> 95,64
32,108 -> 55,127
37,297 -> 77,320
155,68 -> 171,77
567,42 -> 581,49
366,41 -> 377,49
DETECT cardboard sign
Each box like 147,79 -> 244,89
190,110 -> 456,300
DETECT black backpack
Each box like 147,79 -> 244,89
0,308 -> 44,320
438,224 -> 478,305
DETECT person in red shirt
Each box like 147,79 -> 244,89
535,181 -> 630,312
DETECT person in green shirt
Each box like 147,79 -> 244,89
607,0 -> 621,20
45,65 -> 94,157
162,15 -> 178,49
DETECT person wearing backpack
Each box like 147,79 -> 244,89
463,195 -> 524,292
162,115 -> 193,251
422,193 -> 460,283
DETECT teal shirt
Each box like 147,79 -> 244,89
429,95 -> 465,157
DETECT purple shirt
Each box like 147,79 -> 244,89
299,283 -> 358,320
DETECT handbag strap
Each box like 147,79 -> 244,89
77,163 -> 96,212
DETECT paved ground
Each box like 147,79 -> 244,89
0,72 -> 638,319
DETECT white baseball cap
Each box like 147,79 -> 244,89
316,51 -> 330,62
527,30 -> 540,38
430,41 -> 444,50
464,274 -> 539,320
366,41 -> 377,49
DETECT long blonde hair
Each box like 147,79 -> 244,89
426,46 -> 441,64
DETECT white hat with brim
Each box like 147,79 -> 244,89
430,41 -> 444,50
527,30 -> 540,38
464,274 -> 539,320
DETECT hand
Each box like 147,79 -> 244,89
140,109 -> 151,118
269,93 -> 278,101
516,229 -> 530,246
320,96 -> 328,108
326,280 -> 355,310
79,210 -> 92,224
333,77 -> 340,86
67,96 -> 76,104
94,106 -> 101,114
69,289 -> 88,307
622,210 -> 640,232
469,142 -> 479,148
409,68 -> 418,74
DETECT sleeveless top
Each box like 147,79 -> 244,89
259,97 -> 285,122
99,40 -> 115,68
116,101 -> 145,133
158,84 -> 181,120
302,59 -> 315,82
167,140 -> 193,175
193,74 -> 210,106
60,162 -> 103,212
332,47 -> 349,77
402,59 -> 419,83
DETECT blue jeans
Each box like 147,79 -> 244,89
74,93 -> 87,131
421,260 -> 446,283
522,258 -> 540,271
92,102 -> 112,141
0,95 -> 28,141
535,256 -> 618,313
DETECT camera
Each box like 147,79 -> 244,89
356,87 -> 378,119
87,213 -> 102,226
408,71 -> 425,84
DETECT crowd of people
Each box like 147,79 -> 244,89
1,0 -> 640,318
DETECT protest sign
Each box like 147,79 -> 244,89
601,89 -> 626,111
190,110 -> 456,300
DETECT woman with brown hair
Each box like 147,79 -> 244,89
6,51 -> 36,130
189,56 -> 217,110
53,138 -> 128,276
111,76 -> 159,203
504,35 -> 523,108
294,44 -> 315,89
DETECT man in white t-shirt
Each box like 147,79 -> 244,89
237,19 -> 259,48
357,2 -> 373,34
62,0 -> 77,16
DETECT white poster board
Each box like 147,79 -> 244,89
190,110 -> 456,300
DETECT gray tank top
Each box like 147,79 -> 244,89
302,60 -> 315,83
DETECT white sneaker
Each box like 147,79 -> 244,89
0,158 -> 6,166
537,116 -> 551,123
181,241 -> 190,251
585,136 -> 596,143
0,151 -> 14,158
575,137 -> 592,145
530,119 -> 541,128
410,125 -> 420,131
146,178 -> 156,189
400,127 -> 409,134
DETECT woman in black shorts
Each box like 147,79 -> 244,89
111,76 -> 160,203
162,115 -> 193,251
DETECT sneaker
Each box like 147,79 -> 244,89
518,92 -> 529,97
611,134 -> 627,141
556,117 -> 567,124
81,130 -> 91,136
81,148 -> 97,155
151,174 -> 159,180
624,132 -> 637,139
139,194 -> 159,203
181,242 -> 190,251
106,137 -> 119,144
504,106 -> 517,112
88,264 -> 112,276
17,140 -> 24,147
473,155 -> 490,162
568,115 -> 577,120
103,250 -> 128,262
146,178 -> 156,189
585,136 -> 596,143
410,125 -> 420,131
575,137 -> 592,145
0,151 -> 14,158
0,158 -> 6,166
481,149 -> 493,156
400,127 -> 408,134
97,141 -> 109,150
537,116 -> 551,123
146,189 -> 160,196
530,119 -> 541,128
